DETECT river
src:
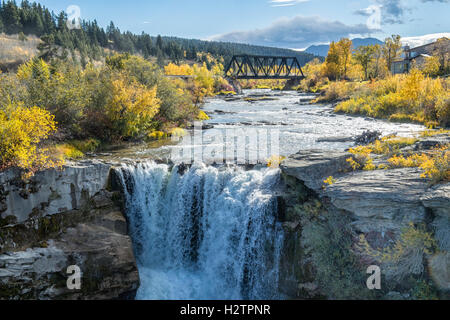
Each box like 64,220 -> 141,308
109,89 -> 424,164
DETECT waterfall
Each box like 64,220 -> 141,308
116,161 -> 285,300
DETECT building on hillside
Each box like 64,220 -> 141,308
391,38 -> 450,74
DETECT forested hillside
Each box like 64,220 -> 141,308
0,0 -> 317,67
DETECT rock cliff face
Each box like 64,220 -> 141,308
279,150 -> 449,300
0,162 -> 139,300
1,145 -> 448,300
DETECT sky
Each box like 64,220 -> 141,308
37,0 -> 450,49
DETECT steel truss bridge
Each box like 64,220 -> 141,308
225,55 -> 305,80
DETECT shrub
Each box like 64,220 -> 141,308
386,147 -> 449,185
0,103 -> 63,178
314,81 -> 358,103
196,110 -> 210,121
358,223 -> 437,281
302,213 -> 375,299
419,149 -> 449,185
54,144 -> 84,160
108,77 -> 161,139
147,131 -> 167,141
267,155 -> 286,168
323,176 -> 336,186
70,139 -> 101,153
334,70 -> 449,127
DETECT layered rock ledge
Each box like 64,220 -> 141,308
279,149 -> 449,299
0,161 -> 139,300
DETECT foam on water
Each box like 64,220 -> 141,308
117,161 -> 284,300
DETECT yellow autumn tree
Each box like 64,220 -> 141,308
421,56 -> 441,77
108,77 -> 161,138
164,63 -> 194,76
324,42 -> 340,80
0,103 -> 63,178
337,38 -> 353,79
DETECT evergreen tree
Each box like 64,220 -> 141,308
0,0 -> 317,67
2,1 -> 22,34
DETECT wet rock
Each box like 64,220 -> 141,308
354,130 -> 382,146
317,136 -> 354,143
414,134 -> 450,151
213,110 -> 236,115
224,97 -> 241,102
187,124 -> 214,130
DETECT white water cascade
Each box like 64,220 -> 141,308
117,161 -> 285,300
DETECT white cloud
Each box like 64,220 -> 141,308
355,0 -> 407,24
211,15 -> 375,48
269,0 -> 309,7
402,32 -> 450,47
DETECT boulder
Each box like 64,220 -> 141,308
0,219 -> 139,300
421,183 -> 450,217
281,150 -> 352,192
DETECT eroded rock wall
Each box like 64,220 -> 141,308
0,162 -> 139,300
279,150 -> 449,300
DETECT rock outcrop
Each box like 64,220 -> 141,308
279,148 -> 449,300
281,150 -> 353,192
0,161 -> 111,223
326,168 -> 428,233
0,162 -> 139,300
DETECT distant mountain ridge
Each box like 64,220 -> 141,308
304,38 -> 383,57
161,36 -> 319,66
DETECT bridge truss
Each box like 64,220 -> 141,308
225,55 -> 305,79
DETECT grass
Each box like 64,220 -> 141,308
0,33 -> 40,66
53,139 -> 102,160
420,128 -> 450,137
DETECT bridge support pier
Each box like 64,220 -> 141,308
227,78 -> 242,95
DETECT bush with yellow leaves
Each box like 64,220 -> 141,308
108,77 -> 161,139
323,176 -> 337,186
335,69 -> 450,127
267,155 -> 286,169
386,146 -> 449,185
358,223 -> 437,281
0,103 -> 63,178
419,149 -> 449,185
